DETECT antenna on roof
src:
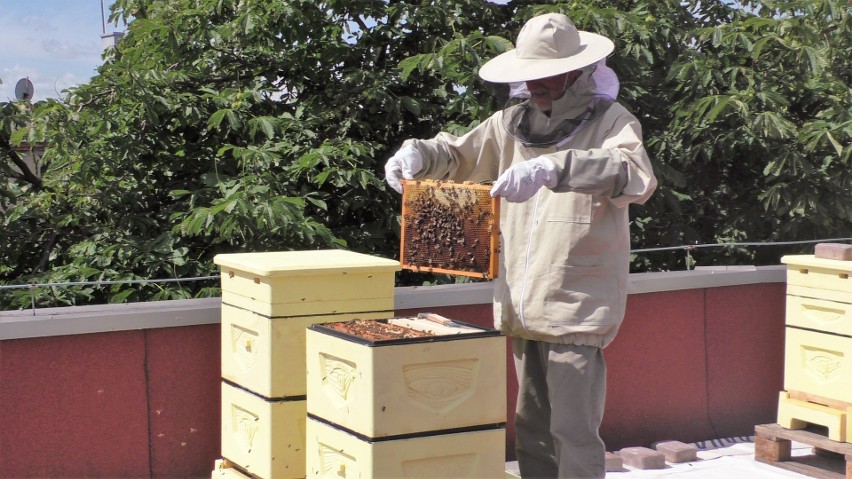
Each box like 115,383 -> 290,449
15,78 -> 35,101
101,0 -> 107,34
100,1 -> 125,51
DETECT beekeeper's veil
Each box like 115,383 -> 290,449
478,13 -> 620,147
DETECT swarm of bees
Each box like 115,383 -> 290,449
401,180 -> 498,278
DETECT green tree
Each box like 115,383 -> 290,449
0,0 -> 514,308
648,0 -> 851,268
1,0 -> 849,309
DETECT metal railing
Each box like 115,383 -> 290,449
2,237 -> 850,314
631,237 -> 852,271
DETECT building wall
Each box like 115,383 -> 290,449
0,326 -> 221,479
603,283 -> 786,448
0,267 -> 787,478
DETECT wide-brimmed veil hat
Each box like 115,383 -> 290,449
478,13 -> 614,83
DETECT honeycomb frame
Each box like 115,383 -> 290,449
400,179 -> 500,279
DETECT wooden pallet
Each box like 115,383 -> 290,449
755,423 -> 852,479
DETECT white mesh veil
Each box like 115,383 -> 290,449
503,60 -> 619,147
507,59 -> 619,101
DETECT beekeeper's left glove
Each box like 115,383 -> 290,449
490,157 -> 559,202
384,145 -> 423,194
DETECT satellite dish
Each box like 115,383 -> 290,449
15,78 -> 34,101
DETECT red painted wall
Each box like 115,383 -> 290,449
604,290 -> 715,448
1,332 -> 150,478
0,326 -> 221,479
145,326 -> 221,477
0,283 -> 785,477
603,283 -> 786,450
704,284 -> 786,437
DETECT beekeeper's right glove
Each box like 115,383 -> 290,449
490,156 -> 559,203
384,144 -> 423,194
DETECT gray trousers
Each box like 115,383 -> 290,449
512,338 -> 607,479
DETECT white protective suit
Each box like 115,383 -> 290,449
403,64 -> 657,348
390,51 -> 658,478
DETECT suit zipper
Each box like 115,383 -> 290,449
517,191 -> 541,333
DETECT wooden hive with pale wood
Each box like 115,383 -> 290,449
304,314 -> 507,478
215,250 -> 400,318
305,418 -> 505,479
777,245 -> 852,443
212,250 -> 401,479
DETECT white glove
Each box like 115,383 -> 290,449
384,144 -> 423,194
490,157 -> 559,202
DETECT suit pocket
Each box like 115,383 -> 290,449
544,264 -> 613,325
543,191 -> 592,224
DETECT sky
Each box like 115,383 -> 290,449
0,0 -> 123,102
0,1 -> 512,103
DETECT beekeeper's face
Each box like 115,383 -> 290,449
525,70 -> 581,111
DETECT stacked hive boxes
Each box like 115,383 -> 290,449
212,250 -> 400,478
777,254 -> 852,442
304,316 -> 507,478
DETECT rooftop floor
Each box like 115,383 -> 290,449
507,435 -> 844,478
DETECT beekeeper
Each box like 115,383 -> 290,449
385,12 -> 657,479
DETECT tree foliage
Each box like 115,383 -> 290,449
1,0 -> 849,308
649,0 -> 852,268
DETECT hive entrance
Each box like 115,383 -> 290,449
400,180 -> 499,279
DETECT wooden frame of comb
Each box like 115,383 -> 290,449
400,179 -> 500,279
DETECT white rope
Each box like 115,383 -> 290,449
2,237 -> 850,291
0,275 -> 220,291
631,237 -> 852,253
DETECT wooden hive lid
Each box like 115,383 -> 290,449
214,249 -> 401,276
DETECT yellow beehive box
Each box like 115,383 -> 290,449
306,417 -> 506,478
777,391 -> 849,442
783,327 -> 852,404
211,459 -> 252,479
221,381 -> 306,479
782,255 -> 852,302
214,250 -> 400,317
305,317 -> 506,438
785,294 -> 852,337
222,304 -> 393,398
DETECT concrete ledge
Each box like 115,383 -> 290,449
393,281 -> 494,309
0,266 -> 787,340
628,265 -> 786,294
0,297 -> 222,340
